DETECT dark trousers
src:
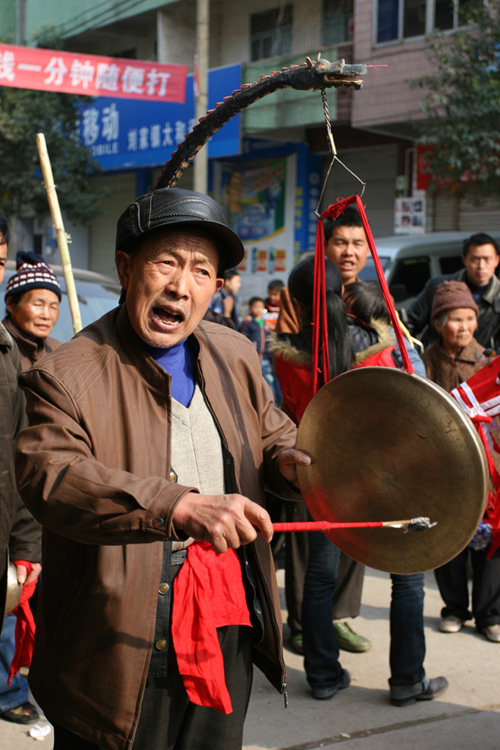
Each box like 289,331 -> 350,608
302,530 -> 344,689
389,573 -> 426,689
53,625 -> 253,750
435,545 -> 500,629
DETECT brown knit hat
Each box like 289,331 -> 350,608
431,280 -> 479,323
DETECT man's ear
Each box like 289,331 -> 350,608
215,278 -> 224,292
115,251 -> 133,291
5,297 -> 14,315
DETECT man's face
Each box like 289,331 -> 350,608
0,240 -> 7,285
7,289 -> 60,340
462,243 -> 500,287
325,225 -> 370,286
267,289 -> 281,306
115,229 -> 223,348
224,274 -> 241,294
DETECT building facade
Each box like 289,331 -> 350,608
2,0 -> 498,288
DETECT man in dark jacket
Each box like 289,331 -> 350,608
15,189 -> 308,750
0,214 -> 41,726
406,233 -> 500,349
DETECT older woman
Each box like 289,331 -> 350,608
3,251 -> 61,371
423,280 -> 500,643
422,280 -> 492,391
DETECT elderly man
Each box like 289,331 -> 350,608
15,188 -> 308,750
406,232 -> 500,350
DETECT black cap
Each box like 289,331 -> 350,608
115,188 -> 244,272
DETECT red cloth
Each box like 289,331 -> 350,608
171,542 -> 252,714
8,561 -> 37,686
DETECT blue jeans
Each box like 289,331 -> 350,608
0,613 -> 29,712
388,573 -> 427,699
302,531 -> 344,689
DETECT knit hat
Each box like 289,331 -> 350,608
431,280 -> 478,323
5,251 -> 62,302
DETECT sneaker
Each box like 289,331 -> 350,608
390,676 -> 448,707
439,615 -> 464,633
482,624 -> 500,643
0,701 -> 40,725
311,669 -> 351,700
289,630 -> 303,655
333,621 -> 372,652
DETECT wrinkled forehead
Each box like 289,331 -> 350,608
138,226 -> 220,265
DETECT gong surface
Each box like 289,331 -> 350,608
296,367 -> 489,574
4,562 -> 22,616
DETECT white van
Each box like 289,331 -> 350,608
358,231 -> 500,308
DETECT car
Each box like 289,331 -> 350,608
0,261 -> 122,342
358,231 -> 500,308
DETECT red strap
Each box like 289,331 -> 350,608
312,195 -> 415,382
355,196 -> 414,374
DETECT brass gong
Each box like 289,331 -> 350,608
296,367 -> 489,574
4,562 -> 22,616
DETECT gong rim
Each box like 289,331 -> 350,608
296,367 -> 489,574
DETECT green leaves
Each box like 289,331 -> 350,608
410,0 -> 500,199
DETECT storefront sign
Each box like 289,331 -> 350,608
0,42 -> 186,102
80,64 -> 241,170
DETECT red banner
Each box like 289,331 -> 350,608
0,43 -> 187,103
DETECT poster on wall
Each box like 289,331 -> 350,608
214,155 -> 296,301
394,197 -> 425,235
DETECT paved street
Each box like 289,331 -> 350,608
3,566 -> 499,749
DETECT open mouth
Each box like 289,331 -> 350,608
152,306 -> 184,327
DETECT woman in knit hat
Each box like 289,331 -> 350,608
3,251 -> 62,371
422,280 -> 493,392
422,279 -> 500,641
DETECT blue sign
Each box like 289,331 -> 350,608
80,63 -> 241,171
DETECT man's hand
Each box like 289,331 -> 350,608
16,562 -> 42,586
172,492 -> 273,553
278,448 -> 311,488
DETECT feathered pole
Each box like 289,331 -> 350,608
36,132 -> 82,334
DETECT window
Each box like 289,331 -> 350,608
389,257 -> 431,300
250,5 -> 293,62
323,0 -> 354,45
376,0 -> 480,43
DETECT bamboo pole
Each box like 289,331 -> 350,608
36,132 -> 82,334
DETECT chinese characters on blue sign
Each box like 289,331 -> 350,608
80,64 -> 241,170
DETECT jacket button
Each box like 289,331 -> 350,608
169,469 -> 177,482
153,517 -> 165,530
159,583 -> 169,595
155,639 -> 167,651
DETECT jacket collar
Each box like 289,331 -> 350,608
2,317 -> 40,358
0,320 -> 13,349
453,268 -> 500,304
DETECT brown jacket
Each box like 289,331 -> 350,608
15,304 -> 299,750
2,316 -> 61,372
422,337 -> 493,392
0,322 -> 40,617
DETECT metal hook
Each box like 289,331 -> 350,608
314,90 -> 366,217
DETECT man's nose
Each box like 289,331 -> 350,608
167,267 -> 189,296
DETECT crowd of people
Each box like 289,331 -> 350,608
0,189 -> 499,750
